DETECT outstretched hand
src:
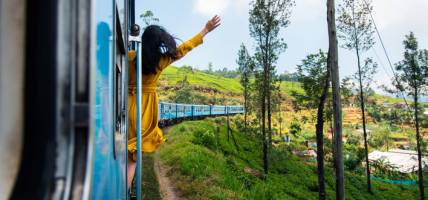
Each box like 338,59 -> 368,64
200,15 -> 221,37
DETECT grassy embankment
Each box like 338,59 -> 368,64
157,118 -> 421,200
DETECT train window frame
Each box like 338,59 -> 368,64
112,0 -> 127,160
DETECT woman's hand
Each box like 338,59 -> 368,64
200,15 -> 221,37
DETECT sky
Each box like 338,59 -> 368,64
136,0 -> 428,92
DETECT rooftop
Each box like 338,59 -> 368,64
369,149 -> 428,173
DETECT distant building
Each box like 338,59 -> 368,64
369,149 -> 428,173
394,103 -> 407,109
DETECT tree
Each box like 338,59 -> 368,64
237,44 -> 254,134
337,0 -> 375,193
327,0 -> 345,199
140,10 -> 159,27
351,58 -> 378,107
207,62 -> 213,73
249,0 -> 295,177
341,76 -> 355,106
173,76 -> 194,104
296,50 -> 330,199
279,71 -> 298,82
394,32 -> 428,200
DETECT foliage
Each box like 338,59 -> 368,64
394,32 -> 428,96
140,10 -> 159,27
237,44 -> 254,120
160,66 -> 243,94
203,67 -> 240,79
279,71 -> 299,82
158,119 -> 421,200
249,0 -> 295,175
369,126 -> 392,150
173,76 -> 195,104
293,50 -> 329,109
141,154 -> 161,200
193,129 -> 217,150
341,76 -> 356,106
289,120 -> 302,136
337,0 -> 375,52
393,32 -> 428,198
352,57 -> 378,95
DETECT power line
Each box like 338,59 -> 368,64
372,48 -> 392,78
362,0 -> 411,108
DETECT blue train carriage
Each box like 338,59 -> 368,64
158,102 -> 214,125
158,102 -> 245,126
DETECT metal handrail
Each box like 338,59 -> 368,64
135,39 -> 143,200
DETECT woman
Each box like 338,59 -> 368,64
127,15 -> 221,188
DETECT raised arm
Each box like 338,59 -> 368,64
168,15 -> 221,65
199,15 -> 221,38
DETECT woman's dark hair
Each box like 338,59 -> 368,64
141,25 -> 178,75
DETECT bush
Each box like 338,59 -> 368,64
289,120 -> 302,136
193,130 -> 217,149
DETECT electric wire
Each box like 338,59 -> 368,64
362,0 -> 411,109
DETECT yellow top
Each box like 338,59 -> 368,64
127,33 -> 203,161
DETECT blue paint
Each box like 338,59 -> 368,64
371,177 -> 417,185
91,1 -> 127,199
157,102 -> 244,120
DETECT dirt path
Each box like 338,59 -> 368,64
155,127 -> 182,200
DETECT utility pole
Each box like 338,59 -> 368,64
327,0 -> 345,199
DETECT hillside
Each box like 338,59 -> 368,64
160,66 -> 243,94
157,66 -> 407,106
155,118 -> 421,200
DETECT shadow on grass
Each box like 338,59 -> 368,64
132,153 -> 161,200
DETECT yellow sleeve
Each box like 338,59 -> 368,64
160,33 -> 203,70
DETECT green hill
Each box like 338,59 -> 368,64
160,66 -> 243,94
159,65 -> 407,106
158,118 -> 420,200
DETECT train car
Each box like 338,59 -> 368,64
158,102 -> 244,124
0,0 -> 243,199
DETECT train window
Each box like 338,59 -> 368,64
112,1 -> 127,160
115,63 -> 122,131
117,0 -> 126,38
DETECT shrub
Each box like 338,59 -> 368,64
193,130 -> 217,149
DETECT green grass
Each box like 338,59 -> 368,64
140,154 -> 161,200
158,118 -> 421,200
280,81 -> 304,96
160,66 -> 243,94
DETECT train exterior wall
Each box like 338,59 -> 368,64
91,1 -> 127,199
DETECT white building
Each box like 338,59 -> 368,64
369,149 -> 428,173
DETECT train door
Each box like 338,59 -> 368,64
91,0 -> 128,199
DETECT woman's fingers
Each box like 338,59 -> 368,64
207,15 -> 221,32
201,15 -> 221,36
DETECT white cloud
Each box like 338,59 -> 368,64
193,0 -> 230,16
369,0 -> 428,31
193,0 -> 251,16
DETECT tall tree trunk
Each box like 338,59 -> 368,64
356,45 -> 372,193
415,89 -> 425,200
327,0 -> 345,199
316,66 -> 330,200
268,82 -> 272,148
262,64 -> 268,177
227,110 -> 230,142
244,84 -> 248,134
